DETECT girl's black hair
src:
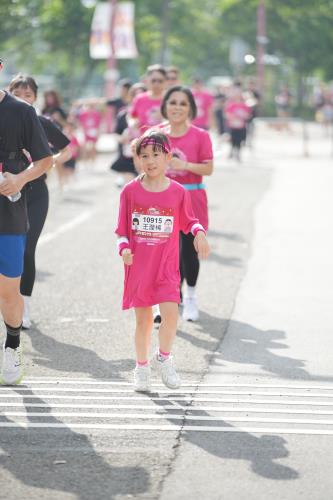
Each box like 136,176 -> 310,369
161,85 -> 197,120
9,74 -> 38,96
135,130 -> 171,156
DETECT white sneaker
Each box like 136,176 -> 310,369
1,345 -> 24,385
152,354 -> 181,390
133,365 -> 151,392
182,296 -> 199,322
22,295 -> 31,330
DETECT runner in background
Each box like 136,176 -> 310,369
111,82 -> 146,188
42,89 -> 67,129
129,64 -> 167,132
0,59 -> 52,384
8,75 -> 72,329
106,78 -> 132,130
191,77 -> 214,130
244,79 -> 260,147
213,91 -> 227,146
115,130 -> 210,392
166,66 -> 181,88
159,86 -> 214,321
225,84 -> 251,162
62,120 -> 80,185
77,100 -> 102,164
275,85 -> 292,131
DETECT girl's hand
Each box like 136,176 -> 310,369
0,172 -> 24,196
169,157 -> 187,171
122,248 -> 134,265
193,231 -> 210,259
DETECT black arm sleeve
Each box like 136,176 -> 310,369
22,107 -> 52,162
39,116 -> 70,151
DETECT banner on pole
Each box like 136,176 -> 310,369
113,2 -> 138,59
89,2 -> 138,60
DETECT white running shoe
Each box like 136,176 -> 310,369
133,365 -> 151,392
182,296 -> 199,322
22,295 -> 31,330
1,345 -> 24,385
152,354 -> 181,390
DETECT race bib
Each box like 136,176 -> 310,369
132,206 -> 174,245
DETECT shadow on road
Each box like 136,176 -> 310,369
149,395 -> 298,480
26,324 -> 133,380
0,389 -> 149,499
178,311 -> 333,383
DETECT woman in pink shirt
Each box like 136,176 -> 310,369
191,78 -> 214,130
225,86 -> 251,162
129,65 -> 167,132
115,131 -> 210,392
159,86 -> 214,322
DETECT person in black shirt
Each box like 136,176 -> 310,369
0,59 -> 52,384
9,75 -> 72,329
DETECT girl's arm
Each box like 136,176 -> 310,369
179,190 -> 210,259
53,145 -> 72,167
169,158 -> 213,176
115,188 -> 134,265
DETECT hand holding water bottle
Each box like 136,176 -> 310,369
0,164 -> 22,202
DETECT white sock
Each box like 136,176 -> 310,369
186,286 -> 196,299
22,295 -> 30,313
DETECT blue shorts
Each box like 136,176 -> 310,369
0,235 -> 26,278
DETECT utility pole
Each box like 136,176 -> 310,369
104,0 -> 118,132
160,0 -> 170,65
256,0 -> 266,97
105,0 -> 118,99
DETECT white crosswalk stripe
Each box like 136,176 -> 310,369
0,378 -> 333,435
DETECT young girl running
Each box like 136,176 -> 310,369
115,131 -> 210,392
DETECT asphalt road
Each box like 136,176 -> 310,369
0,123 -> 332,499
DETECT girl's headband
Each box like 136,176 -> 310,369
139,136 -> 171,154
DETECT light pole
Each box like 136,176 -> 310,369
105,0 -> 118,99
256,0 -> 267,97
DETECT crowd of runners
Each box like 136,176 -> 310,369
0,57 -> 261,391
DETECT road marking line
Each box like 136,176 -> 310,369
85,319 -> 110,323
1,394 -> 333,405
0,422 -> 333,435
1,412 -> 333,425
21,379 -> 333,390
1,403 -> 333,415
38,210 -> 96,246
2,387 -> 333,397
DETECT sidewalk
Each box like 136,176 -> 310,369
160,122 -> 333,500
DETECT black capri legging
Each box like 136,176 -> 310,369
230,127 -> 247,149
20,179 -> 49,297
180,232 -> 199,287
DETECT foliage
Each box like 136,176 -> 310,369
1,0 -> 333,99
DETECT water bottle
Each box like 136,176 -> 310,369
0,163 -> 21,202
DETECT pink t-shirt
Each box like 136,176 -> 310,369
78,109 -> 102,141
160,124 -> 213,230
192,90 -> 214,129
225,101 -> 251,129
115,178 -> 201,309
68,134 -> 80,160
130,92 -> 163,131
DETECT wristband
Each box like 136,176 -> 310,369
191,224 -> 206,237
118,243 -> 130,256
